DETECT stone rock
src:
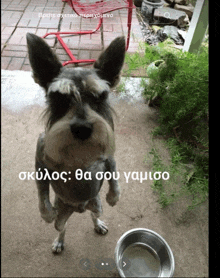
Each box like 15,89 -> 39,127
174,0 -> 187,5
178,29 -> 187,40
154,6 -> 187,27
174,3 -> 194,19
156,25 -> 184,44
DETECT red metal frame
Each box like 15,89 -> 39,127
42,0 -> 135,66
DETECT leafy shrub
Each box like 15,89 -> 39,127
144,44 -> 208,131
126,41 -> 209,209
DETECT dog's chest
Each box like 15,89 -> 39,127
36,131 -> 110,203
50,180 -> 97,204
49,155 -> 107,203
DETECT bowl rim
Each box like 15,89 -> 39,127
114,228 -> 175,278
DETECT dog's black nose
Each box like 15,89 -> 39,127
70,120 -> 93,141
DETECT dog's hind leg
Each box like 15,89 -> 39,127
52,223 -> 67,254
52,196 -> 75,253
86,194 -> 108,235
91,212 -> 108,235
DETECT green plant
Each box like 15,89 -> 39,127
148,147 -> 181,208
126,40 -> 208,136
149,137 -> 208,210
126,40 -> 208,210
125,40 -> 175,74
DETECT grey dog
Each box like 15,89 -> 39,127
26,33 -> 125,253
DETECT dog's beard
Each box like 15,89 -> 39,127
43,107 -> 115,171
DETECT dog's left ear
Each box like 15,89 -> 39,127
26,33 -> 62,90
94,36 -> 126,88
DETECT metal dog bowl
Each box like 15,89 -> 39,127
115,228 -> 175,277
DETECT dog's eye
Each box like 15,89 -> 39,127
48,92 -> 71,111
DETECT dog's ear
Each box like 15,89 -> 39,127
26,33 -> 62,89
94,36 -> 126,88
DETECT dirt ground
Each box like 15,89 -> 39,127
2,70 -> 208,277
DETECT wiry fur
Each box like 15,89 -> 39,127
26,33 -> 125,253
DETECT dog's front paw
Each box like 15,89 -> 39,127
106,189 -> 120,207
52,238 -> 64,253
41,208 -> 57,223
94,219 -> 108,235
40,206 -> 57,223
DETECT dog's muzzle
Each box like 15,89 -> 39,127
70,119 -> 93,141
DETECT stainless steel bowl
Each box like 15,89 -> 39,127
115,228 -> 175,277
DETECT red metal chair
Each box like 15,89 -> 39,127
43,0 -> 135,66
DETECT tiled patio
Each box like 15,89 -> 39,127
1,0 -> 143,71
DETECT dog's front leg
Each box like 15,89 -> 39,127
35,133 -> 57,223
35,161 -> 57,223
105,156 -> 121,207
86,194 -> 108,235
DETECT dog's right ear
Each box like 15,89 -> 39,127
26,33 -> 62,90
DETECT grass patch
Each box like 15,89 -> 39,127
125,40 -> 208,210
148,138 -> 208,210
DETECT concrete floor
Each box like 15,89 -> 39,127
2,69 -> 208,277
